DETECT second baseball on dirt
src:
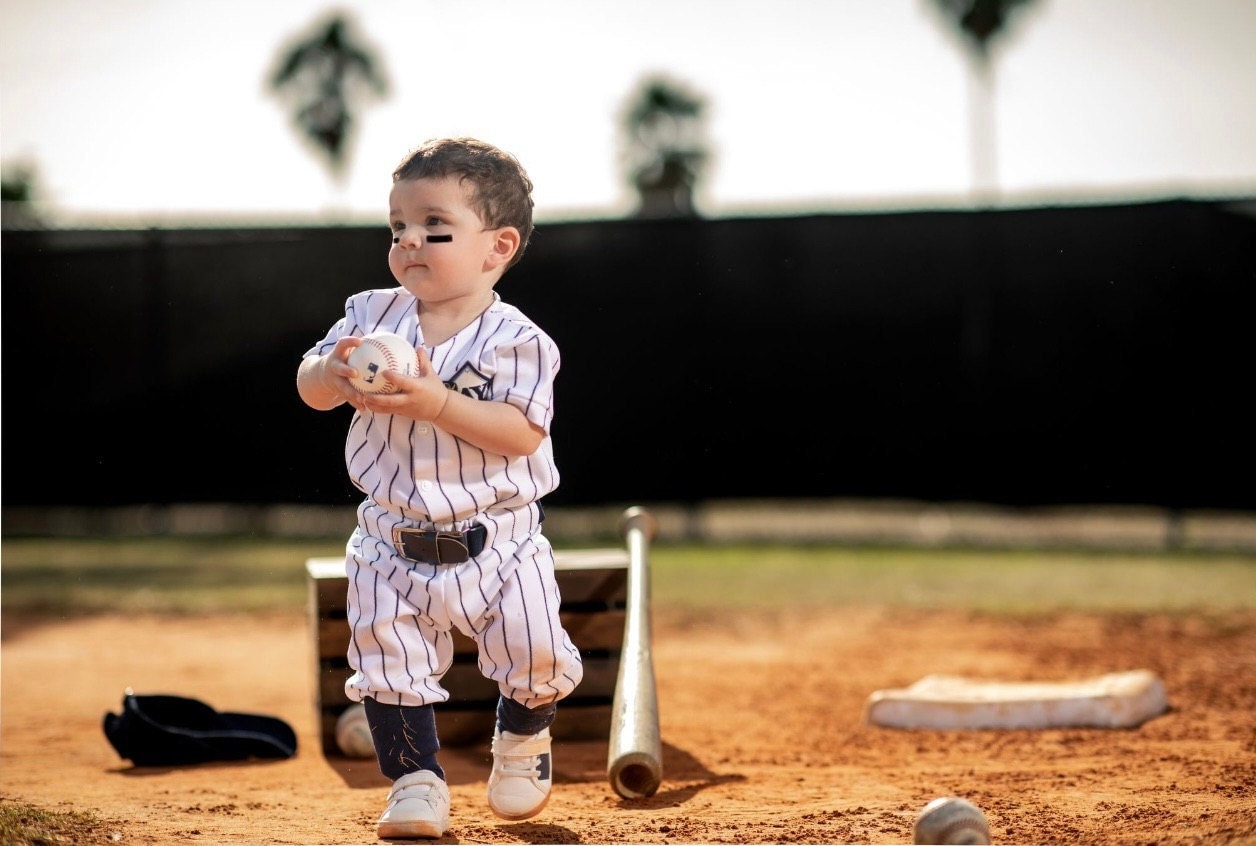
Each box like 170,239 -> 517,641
335,703 -> 376,758
347,332 -> 417,394
913,796 -> 990,845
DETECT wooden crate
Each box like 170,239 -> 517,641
307,548 -> 629,755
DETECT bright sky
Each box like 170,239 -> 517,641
2,0 -> 1255,225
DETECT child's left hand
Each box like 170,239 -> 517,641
356,346 -> 451,421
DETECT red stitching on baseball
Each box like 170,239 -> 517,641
371,339 -> 400,371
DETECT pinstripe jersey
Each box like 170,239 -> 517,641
305,285 -> 581,710
303,286 -> 560,527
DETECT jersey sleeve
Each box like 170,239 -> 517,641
491,328 -> 561,432
303,314 -> 350,358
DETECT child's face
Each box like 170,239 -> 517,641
387,176 -> 512,304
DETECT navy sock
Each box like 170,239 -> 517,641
496,695 -> 556,735
362,697 -> 445,782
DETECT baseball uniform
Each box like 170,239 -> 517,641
303,286 -> 583,710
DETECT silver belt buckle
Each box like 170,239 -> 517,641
391,526 -> 470,564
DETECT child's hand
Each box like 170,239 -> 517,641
321,336 -> 371,411
356,346 -> 450,421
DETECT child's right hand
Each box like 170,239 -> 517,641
296,336 -> 369,412
323,337 -> 371,410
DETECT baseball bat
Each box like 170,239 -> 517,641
606,506 -> 663,799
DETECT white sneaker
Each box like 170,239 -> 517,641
377,769 -> 450,839
487,727 -> 552,820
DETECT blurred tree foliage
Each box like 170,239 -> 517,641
1,160 -> 44,228
930,0 -> 1038,58
268,12 -> 389,181
620,74 -> 711,219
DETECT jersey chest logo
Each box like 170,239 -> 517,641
445,363 -> 490,401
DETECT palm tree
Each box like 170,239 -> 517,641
620,75 -> 710,219
268,12 -> 389,184
1,160 -> 44,228
927,0 -> 1038,204
926,1 -> 1038,434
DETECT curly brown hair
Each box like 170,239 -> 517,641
393,138 -> 535,270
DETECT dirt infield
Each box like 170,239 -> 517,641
2,607 -> 1253,845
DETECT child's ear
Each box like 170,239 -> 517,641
486,227 -> 521,270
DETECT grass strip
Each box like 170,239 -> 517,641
3,537 -> 1253,617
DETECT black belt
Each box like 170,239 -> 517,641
392,524 -> 487,565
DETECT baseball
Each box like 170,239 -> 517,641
334,702 -> 376,758
913,797 -> 991,845
347,331 -> 417,394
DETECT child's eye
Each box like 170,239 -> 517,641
425,216 -> 444,227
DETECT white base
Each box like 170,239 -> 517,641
864,669 -> 1168,729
